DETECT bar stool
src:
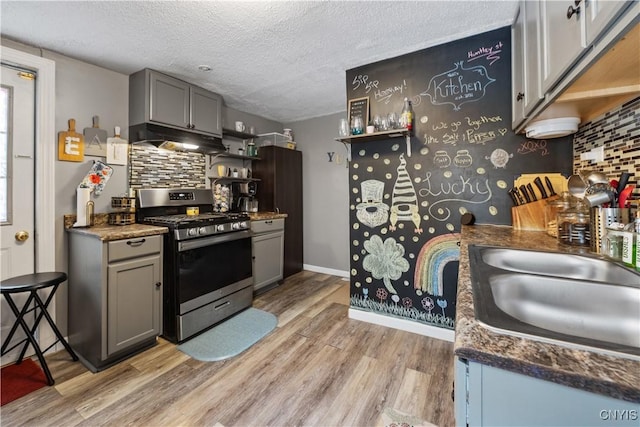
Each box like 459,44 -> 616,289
1,272 -> 78,385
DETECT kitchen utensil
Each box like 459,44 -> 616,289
526,183 -> 538,201
106,126 -> 128,165
58,118 -> 84,162
84,115 -> 107,156
534,177 -> 548,199
519,185 -> 532,203
618,185 -> 635,208
513,187 -> 525,205
508,188 -> 520,206
567,174 -> 587,199
585,190 -> 614,207
544,176 -> 557,196
580,170 -> 608,186
616,172 -> 631,197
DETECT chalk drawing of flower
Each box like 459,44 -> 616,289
422,297 -> 435,314
402,297 -> 413,308
362,235 -> 410,295
375,288 -> 388,303
363,288 -> 369,300
437,299 -> 448,317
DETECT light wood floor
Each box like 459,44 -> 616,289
1,271 -> 455,427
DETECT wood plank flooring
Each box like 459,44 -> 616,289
1,271 -> 455,427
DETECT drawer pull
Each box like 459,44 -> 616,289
214,301 -> 231,310
266,220 -> 273,224
126,238 -> 146,246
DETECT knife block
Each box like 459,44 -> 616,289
511,196 -> 558,231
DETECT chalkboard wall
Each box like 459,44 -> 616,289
347,27 -> 573,331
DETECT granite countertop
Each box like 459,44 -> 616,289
248,212 -> 288,221
456,224 -> 640,403
64,214 -> 168,242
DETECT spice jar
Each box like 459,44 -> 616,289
557,198 -> 591,246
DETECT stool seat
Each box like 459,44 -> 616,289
1,271 -> 77,386
1,272 -> 67,293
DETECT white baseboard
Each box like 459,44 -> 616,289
303,264 -> 349,278
348,308 -> 454,342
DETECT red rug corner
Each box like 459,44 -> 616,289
1,358 -> 48,406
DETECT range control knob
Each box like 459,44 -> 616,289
239,221 -> 247,229
232,222 -> 240,230
187,228 -> 198,236
198,227 -> 208,235
217,224 -> 226,232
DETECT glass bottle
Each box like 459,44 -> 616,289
400,97 -> 414,131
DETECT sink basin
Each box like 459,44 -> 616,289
469,245 -> 640,360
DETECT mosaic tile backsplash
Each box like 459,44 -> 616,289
573,96 -> 639,189
129,145 -> 206,189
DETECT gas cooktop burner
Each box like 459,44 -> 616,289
144,212 -> 249,226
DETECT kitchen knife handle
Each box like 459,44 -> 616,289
527,183 -> 538,201
534,177 -> 548,199
519,185 -> 531,203
508,188 -> 520,206
616,172 -> 631,195
513,187 -> 525,205
544,176 -> 557,196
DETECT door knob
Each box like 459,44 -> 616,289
15,230 -> 29,242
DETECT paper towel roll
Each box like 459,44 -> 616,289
73,187 -> 91,227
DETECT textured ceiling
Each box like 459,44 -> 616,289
1,1 -> 518,123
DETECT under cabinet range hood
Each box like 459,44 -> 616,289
129,123 -> 225,153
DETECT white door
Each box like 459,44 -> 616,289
1,64 -> 36,364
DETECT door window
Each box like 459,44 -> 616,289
0,86 -> 11,224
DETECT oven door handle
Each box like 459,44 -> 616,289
177,230 -> 253,252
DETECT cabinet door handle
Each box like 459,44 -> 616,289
126,238 -> 146,246
516,92 -> 524,101
567,2 -> 580,20
155,282 -> 162,288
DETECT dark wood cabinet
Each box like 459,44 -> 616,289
252,146 -> 303,279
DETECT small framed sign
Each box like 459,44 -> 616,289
347,97 -> 369,129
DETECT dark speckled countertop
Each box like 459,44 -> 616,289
248,212 -> 288,220
456,224 -> 640,403
64,214 -> 168,241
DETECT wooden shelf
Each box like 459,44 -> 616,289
208,177 -> 261,183
335,128 -> 409,143
208,152 -> 260,161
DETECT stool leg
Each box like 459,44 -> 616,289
1,293 -> 37,358
2,294 -> 55,385
31,285 -> 78,361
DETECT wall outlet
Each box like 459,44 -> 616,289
579,146 -> 604,162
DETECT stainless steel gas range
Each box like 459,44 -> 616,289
136,188 -> 253,343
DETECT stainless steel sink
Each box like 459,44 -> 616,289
468,245 -> 640,360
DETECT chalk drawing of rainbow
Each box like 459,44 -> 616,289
414,233 -> 461,296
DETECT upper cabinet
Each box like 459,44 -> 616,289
540,0 -> 586,94
512,2 -> 545,129
512,0 -> 639,132
130,69 -> 222,137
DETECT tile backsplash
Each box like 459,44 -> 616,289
573,96 -> 639,184
129,145 -> 205,189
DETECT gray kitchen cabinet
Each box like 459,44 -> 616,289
512,2 -> 545,129
512,0 -> 637,132
130,68 -> 222,137
540,0 -> 586,94
68,233 -> 163,372
251,219 -> 285,292
455,357 -> 640,427
585,0 -> 632,45
511,7 -> 526,128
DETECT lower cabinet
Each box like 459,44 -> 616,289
68,233 -> 163,372
455,357 -> 640,426
251,219 -> 285,292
